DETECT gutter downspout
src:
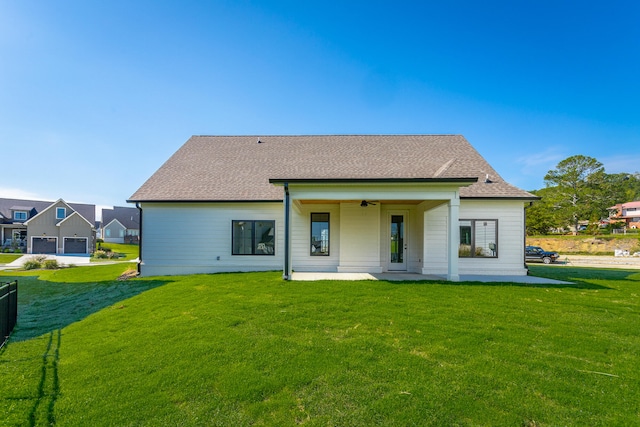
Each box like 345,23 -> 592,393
524,201 -> 532,275
136,202 -> 143,276
284,183 -> 291,280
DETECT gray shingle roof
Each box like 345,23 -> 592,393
102,206 -> 140,229
128,135 -> 537,202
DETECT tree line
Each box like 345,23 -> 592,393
526,155 -> 640,235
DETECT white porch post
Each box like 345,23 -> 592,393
447,196 -> 460,281
283,183 -> 292,280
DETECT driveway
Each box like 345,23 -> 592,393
4,254 -> 92,268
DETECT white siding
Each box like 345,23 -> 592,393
140,199 -> 527,278
422,204 -> 449,274
423,200 -> 527,276
140,203 -> 283,276
337,203 -> 382,272
291,203 -> 340,272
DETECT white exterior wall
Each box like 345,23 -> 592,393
290,203 -> 340,272
422,200 -> 527,276
422,204 -> 449,275
139,198 -> 527,278
337,202 -> 382,272
139,203 -> 283,276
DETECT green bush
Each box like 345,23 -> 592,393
22,259 -> 41,270
43,259 -> 59,269
21,255 -> 55,270
458,244 -> 471,257
93,250 -> 121,259
93,250 -> 107,259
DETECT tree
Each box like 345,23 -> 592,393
526,187 -> 563,234
544,155 -> 606,233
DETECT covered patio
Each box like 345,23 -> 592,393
272,179 -> 479,282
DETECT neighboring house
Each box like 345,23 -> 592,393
608,201 -> 640,229
0,198 -> 96,254
101,206 -> 140,243
128,135 -> 539,280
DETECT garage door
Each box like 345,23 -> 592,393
64,237 -> 88,254
32,237 -> 57,254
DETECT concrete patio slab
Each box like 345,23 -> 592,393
291,272 -> 570,285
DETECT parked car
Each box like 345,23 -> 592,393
525,246 -> 560,264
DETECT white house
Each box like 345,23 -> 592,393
128,135 -> 538,280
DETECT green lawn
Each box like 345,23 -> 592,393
93,242 -> 139,261
0,253 -> 23,265
1,266 -> 638,426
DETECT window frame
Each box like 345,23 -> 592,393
231,220 -> 276,256
56,207 -> 66,220
13,211 -> 27,221
459,219 -> 498,258
310,213 -> 330,256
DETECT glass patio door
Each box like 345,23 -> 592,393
389,214 -> 406,271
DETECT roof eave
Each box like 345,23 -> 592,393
460,196 -> 542,201
126,199 -> 283,204
268,177 -> 479,184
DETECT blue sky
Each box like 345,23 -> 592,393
2,1 -> 639,210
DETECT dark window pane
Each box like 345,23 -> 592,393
459,219 -> 498,258
311,213 -> 329,256
232,220 -> 275,255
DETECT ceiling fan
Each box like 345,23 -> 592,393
360,200 -> 378,207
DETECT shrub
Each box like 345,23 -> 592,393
22,259 -> 42,270
458,245 -> 471,257
93,250 -> 108,259
23,256 -> 46,269
43,259 -> 59,269
93,250 -> 121,259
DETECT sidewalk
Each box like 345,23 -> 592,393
557,254 -> 640,269
4,254 -> 92,269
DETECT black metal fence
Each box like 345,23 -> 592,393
0,280 -> 18,349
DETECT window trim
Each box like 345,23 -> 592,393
310,213 -> 330,256
459,219 -> 498,258
13,211 -> 27,221
231,220 -> 276,256
56,207 -> 66,220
